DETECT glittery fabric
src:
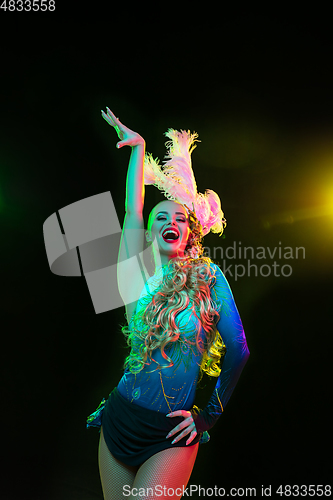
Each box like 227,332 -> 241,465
86,397 -> 106,430
87,262 -> 249,440
117,263 -> 249,432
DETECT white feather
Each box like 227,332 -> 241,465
143,129 -> 226,236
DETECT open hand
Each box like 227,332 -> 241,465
101,107 -> 145,148
166,410 -> 197,445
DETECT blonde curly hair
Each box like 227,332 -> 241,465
122,208 -> 226,379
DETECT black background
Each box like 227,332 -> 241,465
1,5 -> 332,499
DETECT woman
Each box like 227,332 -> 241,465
87,108 -> 250,500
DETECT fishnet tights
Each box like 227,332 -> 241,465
98,426 -> 199,500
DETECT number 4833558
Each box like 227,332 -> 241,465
0,0 -> 55,10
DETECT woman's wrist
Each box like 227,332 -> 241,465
131,138 -> 145,149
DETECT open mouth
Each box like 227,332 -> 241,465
162,227 -> 180,242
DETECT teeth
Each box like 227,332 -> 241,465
162,228 -> 179,240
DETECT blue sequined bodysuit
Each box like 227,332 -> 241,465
117,275 -> 206,413
87,262 -> 249,434
116,262 -> 249,427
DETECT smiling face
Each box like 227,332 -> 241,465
146,200 -> 191,265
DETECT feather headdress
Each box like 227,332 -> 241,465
144,129 -> 226,236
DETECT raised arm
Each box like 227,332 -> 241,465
101,108 -> 148,322
102,107 -> 145,214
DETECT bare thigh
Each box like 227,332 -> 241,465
130,443 -> 199,500
98,426 -> 138,500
